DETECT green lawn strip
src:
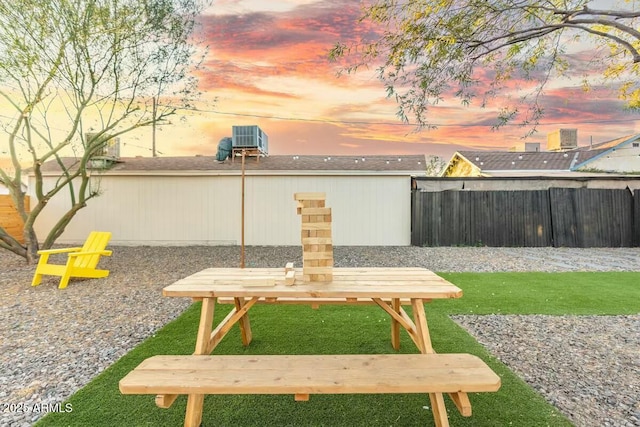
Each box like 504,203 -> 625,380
438,272 -> 640,315
36,271 -> 639,426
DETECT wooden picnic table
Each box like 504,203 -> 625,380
163,267 -> 463,353
157,266 -> 473,426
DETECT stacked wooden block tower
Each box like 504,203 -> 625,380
294,192 -> 333,282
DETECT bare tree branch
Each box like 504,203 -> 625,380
0,0 -> 210,263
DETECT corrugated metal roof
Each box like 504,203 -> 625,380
37,154 -> 428,174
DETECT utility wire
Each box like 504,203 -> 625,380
167,104 -> 640,128
2,105 -> 639,132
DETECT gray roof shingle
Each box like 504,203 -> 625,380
38,154 -> 428,174
456,149 -> 607,171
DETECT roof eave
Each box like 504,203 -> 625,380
34,169 -> 425,177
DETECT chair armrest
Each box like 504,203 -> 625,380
37,247 -> 83,255
68,250 -> 113,257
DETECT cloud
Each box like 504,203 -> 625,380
180,0 -> 640,159
196,0 -> 379,92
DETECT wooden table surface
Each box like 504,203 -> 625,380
162,267 -> 463,299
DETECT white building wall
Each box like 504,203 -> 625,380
582,144 -> 640,173
244,175 -> 410,245
31,173 -> 412,246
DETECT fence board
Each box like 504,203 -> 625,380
523,190 -> 553,247
550,188 -> 633,247
0,195 -> 29,244
411,188 -> 634,247
411,190 -> 552,247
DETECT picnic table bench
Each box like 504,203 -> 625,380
120,353 -> 501,426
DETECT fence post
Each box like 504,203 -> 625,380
634,190 -> 640,247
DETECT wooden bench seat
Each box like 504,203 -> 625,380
120,353 -> 501,426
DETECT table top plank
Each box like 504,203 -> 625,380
163,267 -> 462,299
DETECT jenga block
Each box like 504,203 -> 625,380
285,270 -> 296,286
300,208 -> 331,215
302,237 -> 332,245
303,251 -> 333,260
307,273 -> 332,282
294,192 -> 326,201
302,267 -> 333,275
317,230 -> 332,238
301,223 -> 331,230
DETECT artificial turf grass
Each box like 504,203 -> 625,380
35,271 -> 640,426
35,304 -> 569,427
439,272 -> 640,315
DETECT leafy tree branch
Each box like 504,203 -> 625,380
331,0 -> 640,129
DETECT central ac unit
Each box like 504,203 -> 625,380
231,125 -> 268,155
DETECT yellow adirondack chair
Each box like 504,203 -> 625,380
31,231 -> 113,289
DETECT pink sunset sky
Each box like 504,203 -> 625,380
83,0 -> 640,160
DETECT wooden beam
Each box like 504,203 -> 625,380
155,393 -> 178,408
207,297 -> 259,353
449,392 -> 472,416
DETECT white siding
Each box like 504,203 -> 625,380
30,174 -> 412,246
582,144 -> 640,173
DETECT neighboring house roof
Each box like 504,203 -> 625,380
572,134 -> 640,169
35,154 -> 429,176
586,134 -> 634,150
452,150 -> 603,172
443,133 -> 640,177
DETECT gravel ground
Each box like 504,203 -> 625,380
1,246 -> 639,427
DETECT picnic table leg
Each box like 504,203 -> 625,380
184,297 -> 216,427
234,297 -> 253,346
412,298 -> 449,427
390,298 -> 401,350
411,299 -> 434,354
184,395 -> 205,427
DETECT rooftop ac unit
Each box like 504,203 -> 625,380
547,129 -> 577,151
231,125 -> 268,155
86,132 -> 120,169
86,133 -> 120,159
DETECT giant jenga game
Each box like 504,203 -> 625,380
294,192 -> 333,282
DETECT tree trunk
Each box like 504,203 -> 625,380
25,229 -> 39,264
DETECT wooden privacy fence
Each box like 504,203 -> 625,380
0,195 -> 29,244
411,188 -> 638,248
